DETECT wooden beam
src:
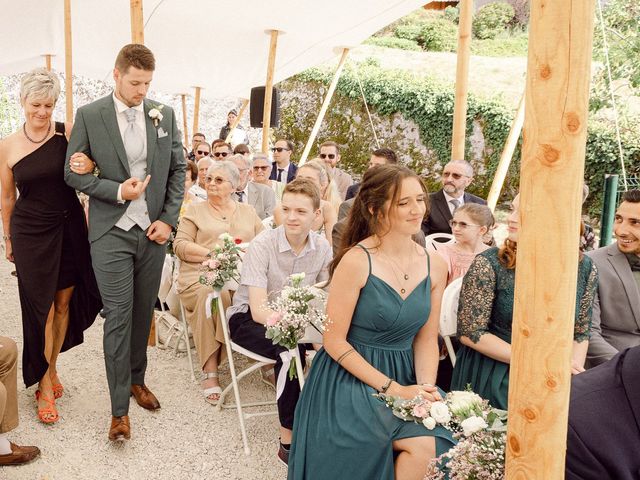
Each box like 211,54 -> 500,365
261,30 -> 279,153
44,55 -> 53,71
450,0 -> 473,160
130,0 -> 144,44
487,94 -> 525,211
505,0 -> 596,478
224,98 -> 250,144
64,0 -> 73,122
192,87 -> 201,137
181,94 -> 189,148
299,48 -> 350,166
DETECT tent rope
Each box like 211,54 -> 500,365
352,66 -> 380,149
596,0 -> 628,191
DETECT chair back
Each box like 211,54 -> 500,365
425,233 -> 455,251
440,277 -> 463,338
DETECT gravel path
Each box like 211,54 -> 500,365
0,247 -> 287,480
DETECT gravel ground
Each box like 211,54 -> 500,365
0,250 -> 287,480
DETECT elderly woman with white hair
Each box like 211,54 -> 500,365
174,160 -> 264,404
0,68 -> 102,424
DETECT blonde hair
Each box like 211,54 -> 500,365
298,160 -> 329,186
20,68 -> 61,103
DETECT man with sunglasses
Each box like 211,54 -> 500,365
193,141 -> 210,162
212,142 -> 232,161
269,139 -> 298,184
187,132 -> 206,161
421,159 -> 486,237
319,141 -> 352,200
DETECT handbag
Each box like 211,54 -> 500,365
155,310 -> 194,353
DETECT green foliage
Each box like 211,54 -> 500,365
364,37 -> 422,51
470,31 -> 528,57
473,2 -> 515,40
394,23 -> 423,42
443,6 -> 460,25
417,19 -> 458,52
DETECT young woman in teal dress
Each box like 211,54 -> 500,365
288,165 -> 455,480
450,194 -> 598,409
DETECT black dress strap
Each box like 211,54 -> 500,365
356,244 -> 372,275
55,121 -> 65,135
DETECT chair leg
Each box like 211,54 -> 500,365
292,348 -> 306,391
444,336 -> 457,367
179,301 -> 196,382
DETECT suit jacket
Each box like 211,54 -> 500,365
345,182 -> 360,201
269,161 -> 298,183
338,198 -> 354,222
566,346 -> 640,480
247,181 -> 276,220
421,189 -> 486,236
333,167 -> 353,201
586,243 -> 640,366
64,95 -> 186,242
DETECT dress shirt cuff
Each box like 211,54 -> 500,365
117,184 -> 125,204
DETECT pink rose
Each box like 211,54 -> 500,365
266,312 -> 283,327
412,405 -> 428,418
234,238 -> 243,245
208,259 -> 220,269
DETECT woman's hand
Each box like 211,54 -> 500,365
571,360 -> 586,375
69,152 -> 96,175
386,382 -> 442,402
4,239 -> 13,262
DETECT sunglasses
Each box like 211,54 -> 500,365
253,165 -> 270,171
271,147 -> 290,153
449,220 -> 481,229
205,176 -> 232,185
213,152 -> 229,158
196,150 -> 210,156
319,153 -> 336,160
443,172 -> 469,180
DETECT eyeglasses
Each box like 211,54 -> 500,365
449,220 -> 481,229
271,147 -> 290,153
213,152 -> 229,158
205,176 -> 232,185
319,153 -> 336,160
196,150 -> 209,156
443,172 -> 469,180
253,165 -> 270,171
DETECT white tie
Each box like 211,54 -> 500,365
123,108 -> 144,162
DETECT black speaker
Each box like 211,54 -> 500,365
250,86 -> 280,128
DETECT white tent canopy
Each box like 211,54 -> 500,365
0,0 -> 427,99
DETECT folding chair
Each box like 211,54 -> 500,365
439,277 -> 463,367
425,232 -> 455,251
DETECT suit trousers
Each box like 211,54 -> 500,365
0,336 -> 19,433
228,309 -> 305,430
91,225 -> 165,417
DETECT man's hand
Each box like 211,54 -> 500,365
146,220 -> 172,245
121,175 -> 151,201
69,152 -> 96,175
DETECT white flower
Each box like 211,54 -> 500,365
218,233 -> 233,242
422,417 -> 436,430
148,107 -> 163,121
429,401 -> 452,424
291,272 -> 305,282
448,391 -> 483,416
460,416 -> 488,436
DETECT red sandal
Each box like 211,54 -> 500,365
35,390 -> 59,424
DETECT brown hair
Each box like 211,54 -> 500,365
186,160 -> 198,182
330,164 -> 429,276
115,44 -> 155,73
456,204 -> 494,230
234,143 -> 250,155
371,148 -> 397,164
621,189 -> 640,204
214,142 -> 232,152
276,139 -> 295,153
320,140 -> 340,154
193,141 -> 210,152
282,178 -> 321,210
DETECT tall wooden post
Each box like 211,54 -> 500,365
192,87 -> 201,138
299,48 -> 350,166
64,0 -> 73,122
224,98 -> 250,144
130,0 -> 144,44
44,55 -> 53,71
181,94 -> 189,147
487,94 -> 525,211
261,30 -> 279,153
450,0 -> 473,160
505,1 -> 595,478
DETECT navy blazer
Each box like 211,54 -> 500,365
345,183 -> 360,201
269,162 -> 298,183
421,189 -> 486,236
566,346 -> 640,479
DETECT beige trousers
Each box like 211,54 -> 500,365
0,336 -> 19,433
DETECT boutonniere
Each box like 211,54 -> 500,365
148,104 -> 164,127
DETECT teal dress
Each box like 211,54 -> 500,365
288,246 -> 455,480
451,248 -> 598,409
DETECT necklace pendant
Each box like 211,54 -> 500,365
401,288 -> 406,294
403,274 -> 409,280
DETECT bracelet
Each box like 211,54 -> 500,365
2,235 -> 10,241
380,378 -> 393,394
336,348 -> 355,365
420,383 -> 434,388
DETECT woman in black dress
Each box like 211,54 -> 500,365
0,68 -> 102,424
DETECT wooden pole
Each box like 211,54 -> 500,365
450,0 -> 473,160
44,55 -> 52,71
487,94 -> 525,211
224,98 -> 250,144
505,0 -> 595,478
299,48 -> 350,166
130,0 -> 144,44
261,30 -> 279,153
192,87 -> 201,138
181,94 -> 189,147
64,0 -> 73,122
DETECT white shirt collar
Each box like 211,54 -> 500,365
112,92 -> 145,114
443,191 -> 464,205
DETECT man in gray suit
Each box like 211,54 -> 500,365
230,154 -> 276,219
65,44 -> 185,441
587,189 -> 640,367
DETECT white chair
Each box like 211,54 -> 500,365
439,277 -> 463,367
425,233 -> 455,251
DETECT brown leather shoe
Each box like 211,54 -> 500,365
108,415 -> 131,441
130,384 -> 161,410
0,443 -> 40,466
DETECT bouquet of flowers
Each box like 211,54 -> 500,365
374,389 -> 507,479
265,273 -> 328,379
199,233 -> 244,292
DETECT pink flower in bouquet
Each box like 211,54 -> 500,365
266,311 -> 283,327
412,404 -> 428,418
208,259 -> 220,269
